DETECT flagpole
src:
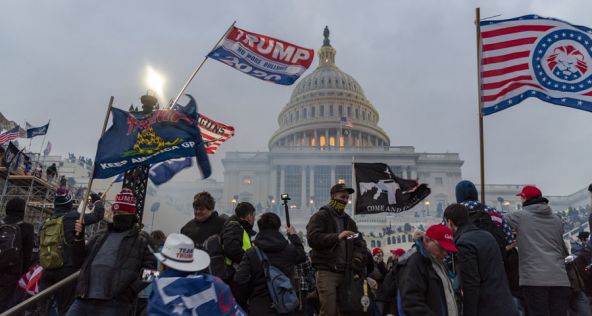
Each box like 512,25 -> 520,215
475,7 -> 486,204
168,21 -> 237,108
36,120 -> 50,166
77,96 -> 114,226
351,155 -> 356,218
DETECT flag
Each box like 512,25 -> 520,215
340,116 -> 353,128
149,157 -> 193,185
17,265 -> 43,295
43,141 -> 52,156
26,122 -> 49,138
354,163 -> 430,214
94,95 -> 211,179
198,114 -> 235,154
0,126 -> 20,144
113,173 -> 125,183
480,15 -> 592,115
207,26 -> 314,85
149,273 -> 246,316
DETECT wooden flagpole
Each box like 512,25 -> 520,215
77,96 -> 114,224
475,8 -> 486,204
168,21 -> 237,108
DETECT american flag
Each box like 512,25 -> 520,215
17,265 -> 43,295
198,114 -> 235,154
480,15 -> 592,115
340,116 -> 353,128
0,126 -> 20,144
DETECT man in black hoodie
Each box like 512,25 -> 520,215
234,212 -> 306,315
222,202 -> 256,270
38,187 -> 105,315
180,191 -> 227,248
67,188 -> 156,315
0,197 -> 34,312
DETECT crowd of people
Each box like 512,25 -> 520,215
0,179 -> 591,316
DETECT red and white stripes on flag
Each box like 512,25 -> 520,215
198,114 -> 235,154
18,265 -> 43,295
0,126 -> 20,145
479,15 -> 592,115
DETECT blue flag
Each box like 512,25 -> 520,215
149,157 -> 192,186
26,122 -> 49,138
149,273 -> 246,316
94,95 -> 211,179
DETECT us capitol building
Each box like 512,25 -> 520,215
218,28 -> 465,230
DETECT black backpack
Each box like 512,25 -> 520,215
469,205 -> 508,260
0,220 -> 23,271
203,234 -> 231,281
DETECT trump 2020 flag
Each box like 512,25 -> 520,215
207,26 -> 314,85
26,122 -> 49,138
354,163 -> 430,214
149,157 -> 193,186
94,95 -> 211,179
480,15 -> 592,115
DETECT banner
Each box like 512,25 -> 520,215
94,95 -> 211,179
198,114 -> 235,154
208,26 -> 314,85
26,122 -> 49,138
480,15 -> 592,115
43,141 -> 52,156
149,157 -> 193,186
354,163 -> 430,214
0,126 -> 20,144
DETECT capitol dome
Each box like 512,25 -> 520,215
269,27 -> 390,150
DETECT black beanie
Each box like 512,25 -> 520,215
6,197 -> 26,218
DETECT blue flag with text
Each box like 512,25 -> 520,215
94,95 -> 211,179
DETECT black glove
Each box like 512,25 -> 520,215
90,193 -> 101,203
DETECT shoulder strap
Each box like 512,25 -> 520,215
254,246 -> 271,279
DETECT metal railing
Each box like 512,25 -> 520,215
1,271 -> 80,316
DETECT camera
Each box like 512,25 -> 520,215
280,193 -> 290,201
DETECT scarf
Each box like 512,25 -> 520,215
328,199 -> 347,213
430,257 -> 458,316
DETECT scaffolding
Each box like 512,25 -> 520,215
0,166 -> 56,233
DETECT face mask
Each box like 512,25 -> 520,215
112,214 -> 136,231
329,199 -> 347,213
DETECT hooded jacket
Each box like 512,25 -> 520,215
222,215 -> 255,265
505,197 -> 570,287
233,229 -> 306,315
454,223 -> 517,316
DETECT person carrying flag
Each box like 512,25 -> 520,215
148,233 -> 245,316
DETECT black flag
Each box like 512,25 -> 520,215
354,162 -> 430,214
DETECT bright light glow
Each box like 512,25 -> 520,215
424,201 -> 430,206
145,65 -> 166,101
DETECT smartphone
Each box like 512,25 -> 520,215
141,269 -> 160,282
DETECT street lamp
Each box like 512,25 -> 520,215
424,200 -> 430,216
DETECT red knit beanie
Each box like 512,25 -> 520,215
111,188 -> 137,214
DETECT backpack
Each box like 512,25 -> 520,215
0,220 -> 23,271
254,246 -> 299,314
39,216 -> 65,269
468,206 -> 508,260
203,234 -> 231,281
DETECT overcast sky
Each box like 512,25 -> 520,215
2,0 -> 592,196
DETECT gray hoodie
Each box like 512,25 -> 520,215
506,201 -> 569,287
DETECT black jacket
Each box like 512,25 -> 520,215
222,215 -> 255,265
397,241 -> 449,316
306,205 -> 366,272
180,211 -> 226,248
43,202 -> 105,270
71,225 -> 156,303
455,224 -> 517,316
0,215 -> 34,277
233,229 -> 306,315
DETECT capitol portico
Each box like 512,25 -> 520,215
220,28 -> 464,225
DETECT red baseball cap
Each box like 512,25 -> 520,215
426,224 -> 457,252
516,185 -> 542,200
372,247 -> 383,256
390,248 -> 406,257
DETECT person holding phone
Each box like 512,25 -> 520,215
66,188 -> 156,316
